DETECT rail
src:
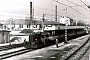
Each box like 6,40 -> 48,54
0,48 -> 33,59
60,34 -> 90,60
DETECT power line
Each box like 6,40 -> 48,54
3,0 -> 29,7
85,0 -> 90,6
0,7 -> 60,19
1,0 -> 89,20
0,0 -> 56,20
53,0 -> 89,18
67,0 -> 90,19
67,0 -> 89,11
0,0 -> 65,19
2,0 -> 55,13
4,0 -> 89,14
2,0 -> 89,16
0,10 -> 29,15
79,0 -> 89,6
0,8 -> 53,17
0,0 -> 48,17
79,0 -> 90,10
0,15 -> 26,19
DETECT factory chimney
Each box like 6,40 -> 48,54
55,5 -> 57,22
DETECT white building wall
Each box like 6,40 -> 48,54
44,25 -> 56,30
15,25 -> 19,29
60,18 -> 65,24
59,17 -> 70,25
5,24 -> 41,30
23,25 -> 27,28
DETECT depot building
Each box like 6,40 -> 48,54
0,30 -> 10,44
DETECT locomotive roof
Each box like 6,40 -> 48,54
20,29 -> 33,33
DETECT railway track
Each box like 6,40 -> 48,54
0,46 -> 8,51
0,47 -> 33,59
0,46 -> 14,51
62,35 -> 90,60
0,43 -> 24,51
0,32 -> 89,60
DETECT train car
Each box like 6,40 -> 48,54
23,26 -> 88,49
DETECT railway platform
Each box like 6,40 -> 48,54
3,34 -> 90,60
0,43 -> 10,47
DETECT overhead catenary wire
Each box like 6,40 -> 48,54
67,0 -> 89,11
0,10 -> 29,15
0,0 -> 90,21
1,0 -> 89,16
53,0 -> 89,19
3,0 -> 88,12
79,0 -> 89,6
2,0 -> 86,17
5,0 -> 89,15
0,8 -> 56,20
3,0 -> 90,15
2,0 -> 56,13
0,5 -> 55,20
1,0 -> 88,18
85,0 -> 90,6
67,0 -> 90,19
0,0 -> 56,19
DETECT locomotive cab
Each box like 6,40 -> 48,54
29,32 -> 50,49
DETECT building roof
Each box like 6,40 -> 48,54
20,29 -> 33,33
0,30 -> 11,32
13,19 -> 25,25
2,19 -> 25,25
2,18 -> 64,25
34,21 -> 64,25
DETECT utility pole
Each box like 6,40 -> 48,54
85,18 -> 89,34
76,10 -> 77,26
64,0 -> 68,44
76,0 -> 78,26
42,13 -> 45,32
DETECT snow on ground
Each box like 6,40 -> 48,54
10,30 -> 21,34
10,30 -> 29,44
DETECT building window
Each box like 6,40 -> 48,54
19,24 -> 23,28
27,24 -> 30,28
27,25 -> 28,28
39,24 -> 42,29
35,25 -> 37,28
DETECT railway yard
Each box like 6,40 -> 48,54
0,26 -> 89,60
0,0 -> 90,60
0,25 -> 89,60
0,31 -> 90,60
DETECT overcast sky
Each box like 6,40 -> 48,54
0,0 -> 90,23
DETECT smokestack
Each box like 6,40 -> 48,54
55,5 -> 57,22
30,2 -> 32,25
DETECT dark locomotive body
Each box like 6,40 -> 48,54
24,28 -> 87,49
